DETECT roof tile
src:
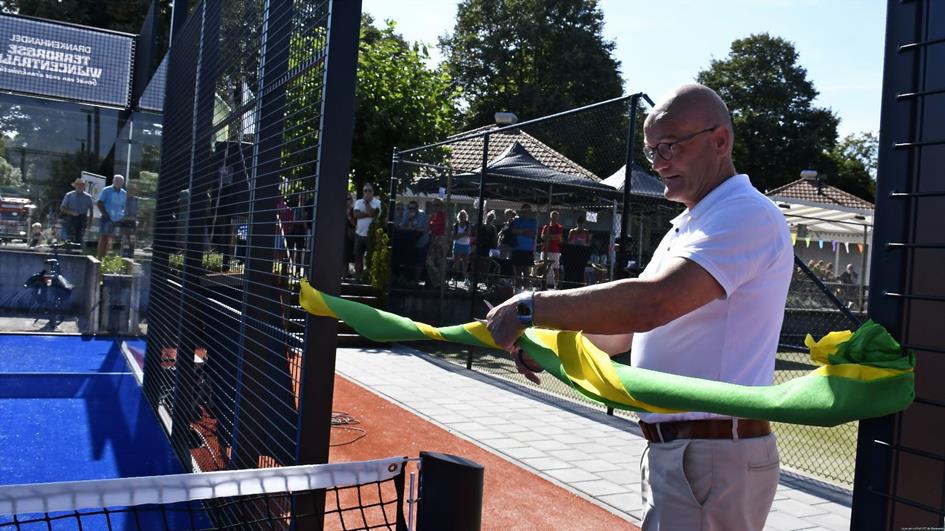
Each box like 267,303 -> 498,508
767,177 -> 874,210
446,126 -> 600,181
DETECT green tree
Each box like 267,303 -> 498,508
351,15 -> 460,191
825,132 -> 877,201
0,139 -> 23,187
697,33 -> 839,192
280,14 -> 458,199
0,157 -> 23,187
441,0 -> 623,127
0,0 -> 172,34
440,0 -> 625,177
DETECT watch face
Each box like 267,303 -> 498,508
517,302 -> 531,316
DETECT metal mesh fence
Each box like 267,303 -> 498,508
146,0 -> 359,475
390,95 -> 677,326
393,95 -> 863,490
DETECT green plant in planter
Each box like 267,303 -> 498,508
100,254 -> 129,275
368,223 -> 390,305
169,252 -> 184,271
202,249 -> 224,272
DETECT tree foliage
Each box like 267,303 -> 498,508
0,138 -> 22,187
825,131 -> 877,201
0,0 -> 172,34
697,33 -> 839,192
440,0 -> 623,127
351,15 -> 460,191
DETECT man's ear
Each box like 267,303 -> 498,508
714,127 -> 732,154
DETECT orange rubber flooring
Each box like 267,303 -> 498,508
329,374 -> 638,530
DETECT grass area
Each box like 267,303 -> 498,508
409,342 -> 855,490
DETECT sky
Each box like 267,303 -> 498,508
361,0 -> 887,139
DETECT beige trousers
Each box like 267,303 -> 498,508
641,433 -> 779,530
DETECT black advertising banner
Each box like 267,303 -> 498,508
0,15 -> 133,108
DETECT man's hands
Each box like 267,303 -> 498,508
513,349 -> 542,385
485,295 -> 544,384
485,296 -> 524,351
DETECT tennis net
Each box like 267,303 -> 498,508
0,456 -> 408,530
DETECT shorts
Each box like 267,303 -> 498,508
453,242 -> 471,256
99,218 -> 118,235
541,251 -> 561,267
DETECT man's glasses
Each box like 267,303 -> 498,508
643,126 -> 718,163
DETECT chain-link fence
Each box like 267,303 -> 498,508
389,94 -> 676,327
393,95 -> 864,491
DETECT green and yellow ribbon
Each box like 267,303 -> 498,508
301,280 -> 914,427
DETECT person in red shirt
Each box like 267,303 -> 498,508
425,198 -> 447,288
540,210 -> 564,287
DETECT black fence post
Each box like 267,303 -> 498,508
616,94 -> 640,279
389,148 -> 400,225
416,452 -> 484,531
296,0 -> 362,468
388,148 -> 400,293
293,1 -> 362,527
467,133 -> 490,370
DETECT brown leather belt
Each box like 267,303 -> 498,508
638,419 -> 770,444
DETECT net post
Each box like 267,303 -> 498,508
416,451 -> 484,531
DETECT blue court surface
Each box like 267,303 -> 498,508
0,335 -> 204,530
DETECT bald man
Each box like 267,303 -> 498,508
486,83 -> 793,530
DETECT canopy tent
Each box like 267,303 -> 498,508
771,199 -> 873,244
412,142 -> 620,207
600,163 -> 667,199
767,177 -> 874,244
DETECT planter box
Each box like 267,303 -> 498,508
99,273 -> 139,335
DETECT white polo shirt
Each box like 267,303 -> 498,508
354,197 -> 381,237
631,174 -> 793,423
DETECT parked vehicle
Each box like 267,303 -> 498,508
0,186 -> 35,244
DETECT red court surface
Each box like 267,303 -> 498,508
329,374 -> 638,530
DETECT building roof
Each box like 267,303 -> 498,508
411,142 -> 619,207
445,126 -> 600,181
455,142 -> 619,198
767,176 -> 874,211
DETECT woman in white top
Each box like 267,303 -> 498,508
452,209 -> 472,284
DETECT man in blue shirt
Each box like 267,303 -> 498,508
96,174 -> 127,258
509,203 -> 537,289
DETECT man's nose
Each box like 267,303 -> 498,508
651,156 -> 672,174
